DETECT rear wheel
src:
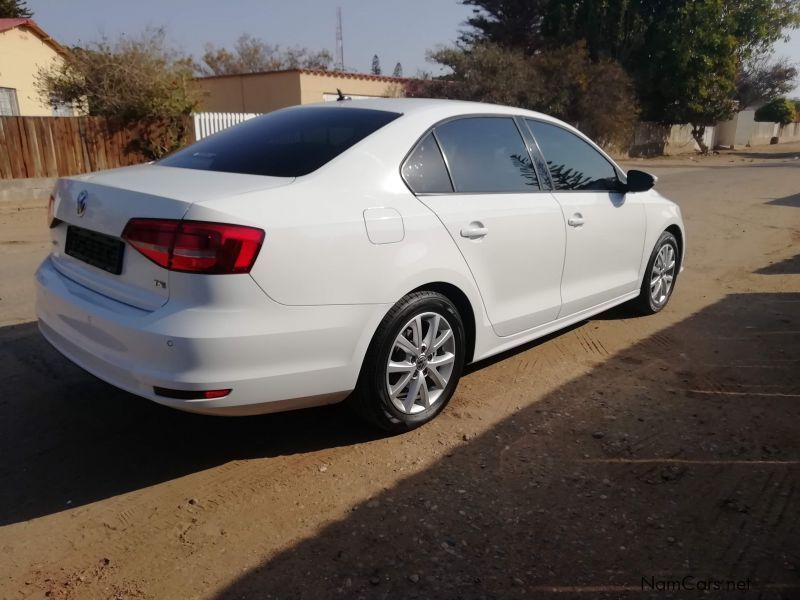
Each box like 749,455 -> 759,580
349,291 -> 466,432
634,231 -> 679,315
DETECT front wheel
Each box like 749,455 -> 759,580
634,231 -> 679,315
349,291 -> 466,432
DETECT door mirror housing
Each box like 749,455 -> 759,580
625,169 -> 657,193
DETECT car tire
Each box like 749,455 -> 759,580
349,291 -> 466,432
634,231 -> 680,315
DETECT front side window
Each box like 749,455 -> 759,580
526,120 -> 619,191
0,87 -> 20,116
160,106 -> 401,177
434,117 -> 539,193
402,133 -> 453,193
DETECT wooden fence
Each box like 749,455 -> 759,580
0,116 -> 194,179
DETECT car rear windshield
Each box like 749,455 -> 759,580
159,106 -> 402,177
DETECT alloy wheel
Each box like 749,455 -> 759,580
650,243 -> 676,307
385,312 -> 456,415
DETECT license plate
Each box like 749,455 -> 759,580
65,225 -> 125,275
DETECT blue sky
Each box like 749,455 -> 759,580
24,0 -> 800,94
25,0 -> 474,76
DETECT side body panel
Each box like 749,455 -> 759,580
552,191 -> 646,317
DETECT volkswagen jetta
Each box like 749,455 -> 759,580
36,99 -> 684,431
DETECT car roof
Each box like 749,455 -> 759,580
302,97 -> 561,124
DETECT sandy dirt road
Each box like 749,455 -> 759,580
0,145 -> 798,599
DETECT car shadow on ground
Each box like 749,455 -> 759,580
0,321 -> 386,526
0,308 -> 639,526
214,292 -> 800,599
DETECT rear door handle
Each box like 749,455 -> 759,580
568,213 -> 585,227
460,222 -> 488,239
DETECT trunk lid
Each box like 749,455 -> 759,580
50,164 -> 292,310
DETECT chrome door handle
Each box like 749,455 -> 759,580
568,213 -> 585,227
460,222 -> 488,239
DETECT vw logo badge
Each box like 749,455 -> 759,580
76,190 -> 88,217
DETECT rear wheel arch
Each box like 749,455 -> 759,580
410,282 -> 476,365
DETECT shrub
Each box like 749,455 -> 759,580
754,97 -> 796,125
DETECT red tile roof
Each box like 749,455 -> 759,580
0,18 -> 30,32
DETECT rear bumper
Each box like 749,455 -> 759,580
35,257 -> 390,415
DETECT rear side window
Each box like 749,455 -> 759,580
160,107 -> 401,177
526,120 -> 619,191
434,117 -> 539,193
402,133 -> 453,193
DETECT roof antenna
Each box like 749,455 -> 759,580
336,88 -> 351,101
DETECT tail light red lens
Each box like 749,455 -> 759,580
122,219 -> 264,274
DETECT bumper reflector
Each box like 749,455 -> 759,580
154,387 -> 231,400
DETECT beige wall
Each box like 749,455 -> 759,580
196,71 -> 403,114
197,72 -> 301,113
298,72 -> 400,104
0,26 -> 67,116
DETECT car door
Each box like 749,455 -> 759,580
525,119 -> 646,318
402,117 -> 566,337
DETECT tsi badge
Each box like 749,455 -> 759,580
76,190 -> 88,217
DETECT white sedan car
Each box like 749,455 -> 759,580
36,99 -> 684,431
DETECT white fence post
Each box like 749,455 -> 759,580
191,112 -> 262,141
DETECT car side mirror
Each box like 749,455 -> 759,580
625,169 -> 657,193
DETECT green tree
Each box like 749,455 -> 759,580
463,0 -> 800,63
539,0 -> 648,64
459,0 -> 550,54
371,54 -> 382,75
755,96 -> 797,124
634,0 -> 739,151
392,62 -> 403,77
460,0 -> 800,142
199,34 -> 332,75
0,0 -> 32,18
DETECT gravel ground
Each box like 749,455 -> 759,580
0,144 -> 798,599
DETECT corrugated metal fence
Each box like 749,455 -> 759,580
193,112 -> 261,140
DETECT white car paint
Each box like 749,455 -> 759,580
35,98 -> 684,416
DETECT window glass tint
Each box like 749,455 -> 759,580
160,107 -> 401,177
526,120 -> 619,191
434,117 -> 539,193
402,133 -> 453,193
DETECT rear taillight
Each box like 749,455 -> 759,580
122,219 -> 264,274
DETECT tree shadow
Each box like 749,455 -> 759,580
216,292 -> 800,599
766,194 -> 800,208
755,254 -> 800,275
729,149 -> 800,161
0,322 -> 384,526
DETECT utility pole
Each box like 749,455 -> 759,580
335,7 -> 344,71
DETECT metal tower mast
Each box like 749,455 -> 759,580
335,7 -> 344,71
